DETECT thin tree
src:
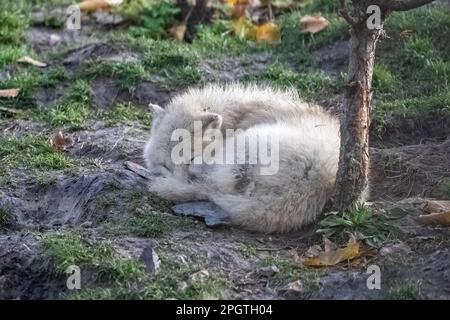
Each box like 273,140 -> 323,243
335,0 -> 435,212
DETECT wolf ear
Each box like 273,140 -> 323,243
202,113 -> 223,131
149,103 -> 165,117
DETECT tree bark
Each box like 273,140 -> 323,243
335,0 -> 434,212
334,1 -> 386,212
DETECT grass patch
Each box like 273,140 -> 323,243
250,62 -> 335,101
39,80 -> 91,130
0,133 -> 75,185
105,103 -> 152,128
142,42 -> 202,87
317,203 -> 407,248
385,279 -> 423,300
83,62 -> 147,90
96,190 -> 193,238
41,230 -> 146,285
262,254 -> 321,298
71,254 -> 231,300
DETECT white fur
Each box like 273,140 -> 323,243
143,84 -> 340,233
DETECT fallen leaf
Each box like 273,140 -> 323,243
303,237 -> 360,267
300,14 -> 329,34
256,21 -> 281,44
232,16 -> 257,40
17,56 -> 47,68
0,106 -> 22,114
422,200 -> 450,214
417,211 -> 450,226
169,23 -> 187,41
49,131 -> 74,151
0,89 -> 20,98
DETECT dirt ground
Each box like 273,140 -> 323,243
0,3 -> 449,300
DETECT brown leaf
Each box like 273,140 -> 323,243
0,89 -> 20,98
256,21 -> 281,44
169,23 -> 187,41
17,56 -> 47,67
300,14 -> 329,34
49,131 -> 74,151
303,237 -> 360,267
417,211 -> 450,226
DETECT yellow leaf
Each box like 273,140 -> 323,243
304,238 -> 360,267
418,210 -> 450,226
300,14 -> 329,34
0,89 -> 20,98
169,23 -> 187,41
17,56 -> 47,67
256,21 -> 281,44
232,16 -> 257,41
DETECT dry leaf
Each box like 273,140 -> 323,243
422,200 -> 450,214
232,16 -> 257,40
49,131 -> 74,151
303,237 -> 360,267
417,211 -> 450,226
300,14 -> 329,34
169,23 -> 187,41
0,89 -> 20,98
0,106 -> 22,115
17,56 -> 47,67
256,21 -> 281,44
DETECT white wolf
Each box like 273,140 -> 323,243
143,84 -> 340,233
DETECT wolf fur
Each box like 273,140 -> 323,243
143,84 -> 340,233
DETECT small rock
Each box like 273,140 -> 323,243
258,265 -> 280,277
177,281 -> 188,294
277,280 -> 304,299
189,269 -> 210,283
139,244 -> 160,274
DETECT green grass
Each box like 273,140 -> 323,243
105,103 -> 152,128
262,254 -> 321,298
41,230 -> 146,285
373,5 -> 450,130
71,254 -> 231,300
83,62 -> 147,90
317,203 -> 407,248
386,279 -> 423,300
0,132 -> 76,185
247,62 -> 337,101
96,189 -> 194,238
0,205 -> 14,229
39,80 -> 91,130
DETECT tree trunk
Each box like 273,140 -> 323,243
334,0 -> 435,212
335,4 -> 385,212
